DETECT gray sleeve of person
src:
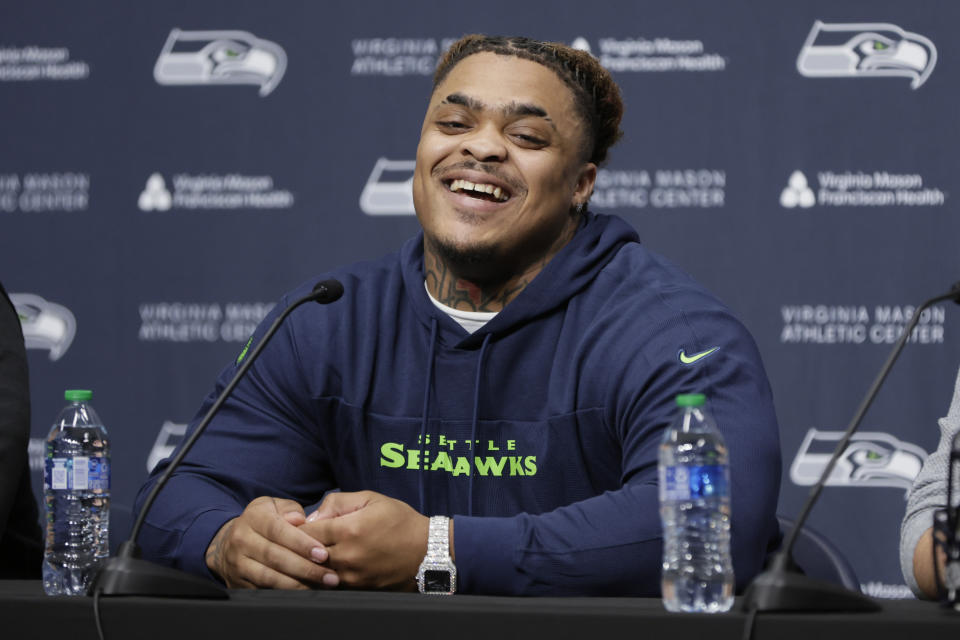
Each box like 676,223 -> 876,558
900,366 -> 960,596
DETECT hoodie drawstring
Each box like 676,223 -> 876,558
418,317 -> 438,514
467,333 -> 491,517
418,320 -> 491,517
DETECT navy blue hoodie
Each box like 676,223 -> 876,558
136,213 -> 781,595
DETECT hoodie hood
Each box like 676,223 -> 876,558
400,212 -> 639,348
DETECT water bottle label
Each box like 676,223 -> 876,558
49,459 -> 68,489
45,456 -> 110,491
659,464 -> 728,501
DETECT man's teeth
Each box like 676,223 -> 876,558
448,179 -> 507,201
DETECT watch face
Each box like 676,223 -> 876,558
423,569 -> 452,592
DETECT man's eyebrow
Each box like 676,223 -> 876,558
503,101 -> 549,120
441,93 -> 555,129
443,93 -> 484,111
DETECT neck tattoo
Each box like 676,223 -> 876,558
423,247 -> 538,312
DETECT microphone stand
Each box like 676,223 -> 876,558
743,282 -> 960,613
92,280 -> 343,598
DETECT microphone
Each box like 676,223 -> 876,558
92,279 -> 344,598
742,281 -> 960,613
312,279 -> 344,304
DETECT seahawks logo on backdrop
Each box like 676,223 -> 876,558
797,21 -> 937,89
789,428 -> 926,494
154,28 -> 287,97
147,421 -> 187,472
359,158 -> 416,216
11,293 -> 76,361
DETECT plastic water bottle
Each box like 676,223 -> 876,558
43,390 -> 110,595
659,393 -> 734,613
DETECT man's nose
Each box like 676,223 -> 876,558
460,123 -> 507,162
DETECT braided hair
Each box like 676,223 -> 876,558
433,35 -> 624,166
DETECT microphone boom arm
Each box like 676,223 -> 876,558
94,280 -> 343,598
782,283 -> 960,559
743,281 -> 960,613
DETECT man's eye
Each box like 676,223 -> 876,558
438,121 -> 468,130
513,133 -> 546,146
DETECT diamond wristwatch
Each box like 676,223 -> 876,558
416,515 -> 456,595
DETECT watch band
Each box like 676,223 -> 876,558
416,515 -> 456,595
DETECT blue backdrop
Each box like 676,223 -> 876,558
2,0 -> 958,597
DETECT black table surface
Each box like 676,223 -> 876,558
3,580 -> 959,640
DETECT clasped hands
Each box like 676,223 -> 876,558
205,490 -> 442,590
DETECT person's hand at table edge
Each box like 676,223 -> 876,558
205,496 -> 340,589
303,490 -> 438,591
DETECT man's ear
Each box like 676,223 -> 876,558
573,162 -> 597,206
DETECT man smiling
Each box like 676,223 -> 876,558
137,35 -> 781,595
413,52 -> 596,305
